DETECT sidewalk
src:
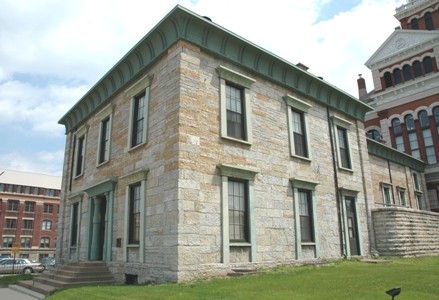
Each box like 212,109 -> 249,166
0,286 -> 45,299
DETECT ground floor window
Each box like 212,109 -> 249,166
228,179 -> 249,242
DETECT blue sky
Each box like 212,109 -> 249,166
0,0 -> 403,175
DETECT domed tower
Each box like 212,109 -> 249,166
361,0 -> 439,211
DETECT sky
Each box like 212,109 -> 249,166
0,0 -> 405,176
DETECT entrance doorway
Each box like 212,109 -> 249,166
89,196 -> 107,261
345,197 -> 359,256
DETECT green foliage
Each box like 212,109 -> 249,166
46,257 -> 439,300
0,274 -> 33,286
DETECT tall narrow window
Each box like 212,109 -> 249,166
411,18 -> 419,29
226,84 -> 245,140
384,72 -> 393,88
419,110 -> 436,164
413,173 -> 421,191
403,64 -> 412,81
75,135 -> 85,177
291,109 -> 308,157
337,126 -> 351,169
228,179 -> 248,242
298,189 -> 314,242
398,188 -> 407,206
423,57 -> 433,74
392,118 -> 405,152
425,12 -> 434,30
98,117 -> 110,164
131,93 -> 145,147
129,183 -> 141,244
405,114 -> 420,159
71,202 -> 79,247
413,61 -> 422,78
393,68 -> 402,85
382,184 -> 392,205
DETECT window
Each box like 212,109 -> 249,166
74,134 -> 86,177
403,64 -> 412,81
71,202 -> 79,247
42,220 -> 52,230
298,189 -> 314,242
384,72 -> 393,88
45,189 -> 55,197
98,117 -> 111,164
337,127 -> 351,169
129,183 -> 141,244
419,110 -> 436,164
228,179 -> 248,242
23,219 -> 33,229
131,93 -> 145,147
217,65 -> 255,144
5,218 -> 17,228
381,184 -> 392,205
393,68 -> 402,85
24,201 -> 35,212
392,118 -> 405,152
44,204 -> 53,213
425,12 -> 434,30
21,237 -> 31,248
413,61 -> 422,78
285,95 -> 312,159
40,237 -> 50,248
413,173 -> 421,191
423,57 -> 433,74
435,106 -> 439,136
8,200 -> 19,211
291,110 -> 308,156
397,187 -> 407,206
3,237 -> 14,248
368,129 -> 381,141
411,18 -> 419,29
405,114 -> 420,159
16,185 -> 22,193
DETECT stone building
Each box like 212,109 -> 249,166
360,0 -> 439,211
57,5 -> 428,283
0,169 -> 61,261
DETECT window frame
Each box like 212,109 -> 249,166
284,94 -> 312,160
5,218 -> 17,229
332,115 -> 354,171
397,187 -> 407,207
21,237 -> 32,248
8,199 -> 19,211
2,237 -> 14,248
23,219 -> 33,230
128,183 -> 141,245
42,220 -> 52,231
24,201 -> 35,213
73,125 -> 88,178
217,65 -> 255,145
40,237 -> 50,248
380,183 -> 393,206
43,203 -> 53,214
96,104 -> 114,165
228,178 -> 249,243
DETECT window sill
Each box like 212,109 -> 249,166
290,154 -> 311,162
73,173 -> 84,180
127,142 -> 146,153
96,160 -> 110,168
301,242 -> 316,246
230,242 -> 251,247
127,244 -> 140,248
338,166 -> 353,173
221,136 -> 252,146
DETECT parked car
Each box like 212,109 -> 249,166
40,257 -> 55,268
0,258 -> 45,274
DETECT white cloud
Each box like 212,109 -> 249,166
0,150 -> 65,176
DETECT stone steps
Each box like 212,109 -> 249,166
16,261 -> 115,296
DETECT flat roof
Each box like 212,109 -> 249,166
0,169 -> 61,189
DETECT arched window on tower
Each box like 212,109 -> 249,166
425,12 -> 434,30
367,129 -> 381,141
403,64 -> 412,81
393,68 -> 402,85
419,110 -> 436,164
411,18 -> 419,29
384,72 -> 393,88
413,60 -> 422,77
423,56 -> 433,74
392,118 -> 405,152
405,114 -> 420,159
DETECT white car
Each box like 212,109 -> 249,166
0,258 -> 45,274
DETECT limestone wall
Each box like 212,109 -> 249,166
372,207 -> 439,256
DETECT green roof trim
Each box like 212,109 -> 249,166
59,5 -> 372,133
367,138 -> 426,173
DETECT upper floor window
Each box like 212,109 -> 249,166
23,219 -> 33,229
42,220 -> 52,230
44,203 -> 53,213
21,237 -> 31,248
384,72 -> 393,88
411,18 -> 419,29
425,12 -> 434,30
40,237 -> 50,248
3,237 -> 14,248
98,117 -> 111,164
397,187 -> 407,207
131,93 -> 145,147
332,116 -> 353,170
284,94 -> 312,159
403,64 -> 412,81
413,61 -> 422,78
24,201 -> 35,212
413,172 -> 421,192
393,68 -> 402,85
367,129 -> 381,141
381,183 -> 392,206
405,114 -> 420,159
392,118 -> 405,152
423,57 -> 434,74
5,218 -> 17,228
217,66 -> 255,144
419,110 -> 437,164
74,126 -> 87,177
8,200 -> 19,211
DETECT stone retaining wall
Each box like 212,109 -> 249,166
372,207 -> 439,257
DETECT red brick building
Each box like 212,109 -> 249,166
0,169 -> 61,261
360,0 -> 439,211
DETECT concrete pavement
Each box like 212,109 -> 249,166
0,286 -> 45,299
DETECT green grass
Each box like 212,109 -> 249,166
47,257 -> 439,300
0,274 -> 33,287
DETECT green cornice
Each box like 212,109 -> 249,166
367,138 -> 426,173
59,5 -> 373,133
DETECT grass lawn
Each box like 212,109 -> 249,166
46,257 -> 439,300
